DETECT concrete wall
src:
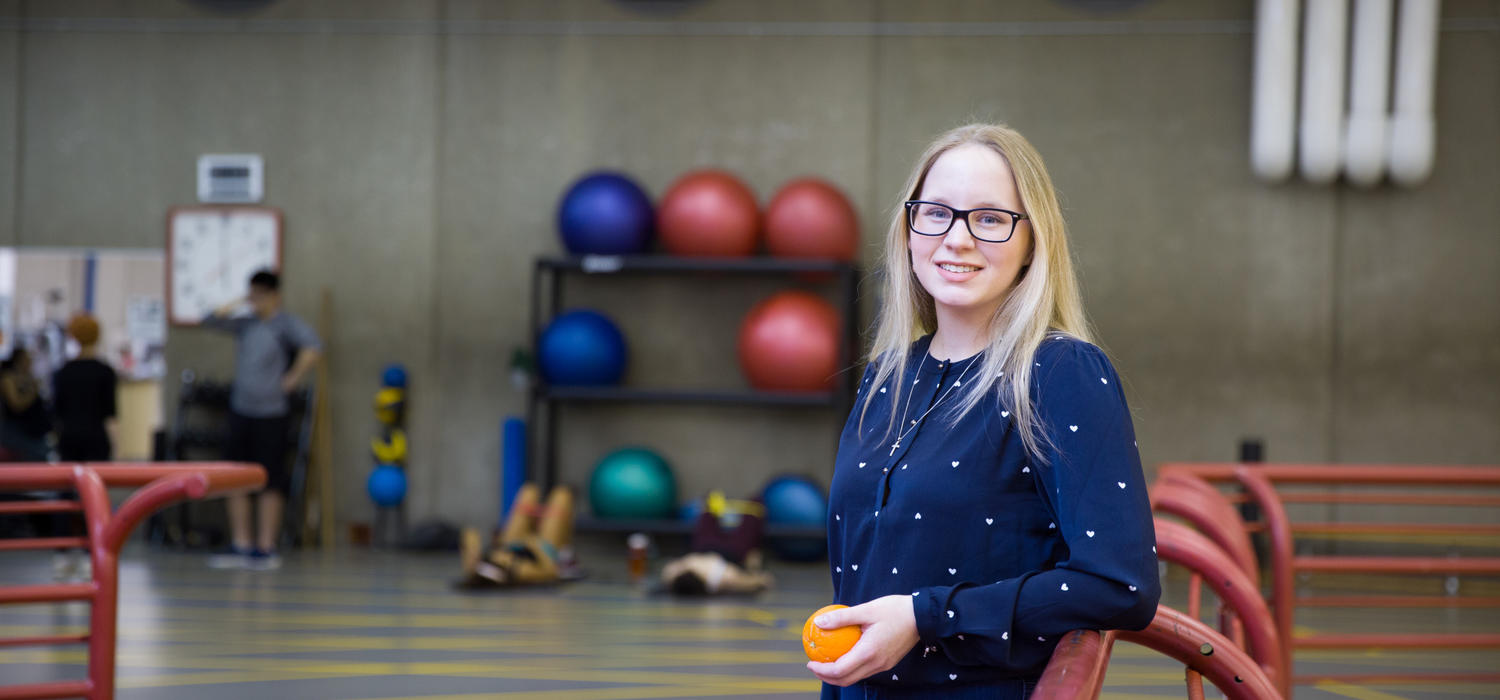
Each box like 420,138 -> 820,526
3,0 -> 1496,532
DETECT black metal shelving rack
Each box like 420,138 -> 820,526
527,254 -> 861,536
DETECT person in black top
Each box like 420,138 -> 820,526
1,347 -> 53,461
52,313 -> 117,462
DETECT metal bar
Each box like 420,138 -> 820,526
1227,491 -> 1500,507
1115,606 -> 1281,700
1151,475 -> 1259,579
0,680 -> 95,700
1294,633 -> 1500,649
1233,467 -> 1295,696
542,386 -> 839,406
543,262 -> 560,493
0,635 -> 89,648
1297,594 -> 1500,608
1292,522 -> 1500,536
1154,519 -> 1283,681
1293,671 -> 1500,684
1161,463 -> 1500,486
0,500 -> 82,514
1032,629 -> 1109,699
0,537 -> 90,551
0,462 -> 267,491
74,468 -> 114,700
0,583 -> 94,604
1293,556 -> 1500,574
541,254 -> 850,274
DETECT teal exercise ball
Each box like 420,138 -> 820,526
589,447 -> 678,519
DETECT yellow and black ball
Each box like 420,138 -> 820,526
372,426 -> 409,464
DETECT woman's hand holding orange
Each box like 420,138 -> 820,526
805,595 -> 921,687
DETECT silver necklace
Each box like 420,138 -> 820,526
888,353 -> 978,456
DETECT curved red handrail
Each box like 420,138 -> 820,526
1233,466 -> 1296,698
1152,473 -> 1259,580
1155,518 -> 1283,687
0,462 -> 264,700
1032,629 -> 1113,700
1119,605 -> 1281,700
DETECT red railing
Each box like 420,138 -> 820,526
1033,516 -> 1284,700
0,463 -> 265,700
1158,462 -> 1500,688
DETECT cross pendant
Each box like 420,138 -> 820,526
889,440 -> 901,456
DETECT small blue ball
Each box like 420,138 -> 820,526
381,364 -> 408,388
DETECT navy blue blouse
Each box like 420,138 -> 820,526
823,334 -> 1160,696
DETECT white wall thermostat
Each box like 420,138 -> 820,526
197,153 -> 264,203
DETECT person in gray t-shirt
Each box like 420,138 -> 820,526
202,270 -> 321,569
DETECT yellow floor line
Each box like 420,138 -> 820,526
364,685 -> 817,700
1315,679 -> 1414,700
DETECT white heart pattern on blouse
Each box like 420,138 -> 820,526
1001,411 -> 1009,418
949,674 -> 958,681
892,567 -> 898,574
985,518 -> 994,525
1118,482 -> 1127,489
1086,530 -> 1095,537
859,462 -> 866,468
836,566 -> 842,572
1061,583 -> 1069,591
947,610 -> 955,618
880,387 -> 887,393
1022,466 -> 1030,473
1129,585 -> 1138,591
851,564 -> 858,571
1101,377 -> 1108,384
948,568 -> 957,574
915,513 -> 922,519
1069,425 -> 1078,432
951,461 -> 959,467
1002,632 -> 1009,640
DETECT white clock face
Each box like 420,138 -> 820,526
170,208 -> 280,324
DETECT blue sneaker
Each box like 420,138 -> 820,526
245,548 -> 282,571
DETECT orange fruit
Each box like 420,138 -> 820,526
802,604 -> 861,662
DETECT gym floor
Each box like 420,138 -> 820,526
1,537 -> 1496,700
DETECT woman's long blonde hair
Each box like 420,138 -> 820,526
861,123 -> 1093,462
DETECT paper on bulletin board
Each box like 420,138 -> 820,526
127,296 -> 166,344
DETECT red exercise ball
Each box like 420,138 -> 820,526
657,170 -> 761,257
764,178 -> 859,261
738,291 -> 841,392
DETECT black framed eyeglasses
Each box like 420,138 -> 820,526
904,200 -> 1029,243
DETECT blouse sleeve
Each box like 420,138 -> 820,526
910,339 -> 1160,671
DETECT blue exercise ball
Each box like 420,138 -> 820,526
381,363 -> 408,388
762,475 -> 827,561
557,172 -> 654,255
589,447 -> 678,519
538,309 -> 627,386
367,464 -> 407,507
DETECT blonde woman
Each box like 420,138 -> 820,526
808,124 -> 1160,698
